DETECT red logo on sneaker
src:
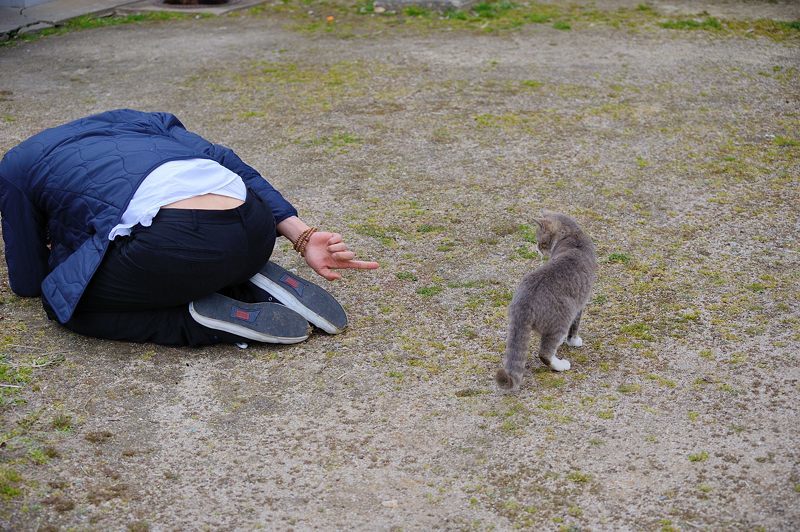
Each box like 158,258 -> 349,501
230,307 -> 260,323
279,273 -> 304,296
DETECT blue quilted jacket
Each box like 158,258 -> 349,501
0,109 -> 297,323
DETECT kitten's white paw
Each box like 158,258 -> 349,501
566,336 -> 583,348
550,357 -> 571,372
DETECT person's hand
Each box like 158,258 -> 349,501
303,231 -> 379,281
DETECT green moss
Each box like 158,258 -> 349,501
395,271 -> 418,281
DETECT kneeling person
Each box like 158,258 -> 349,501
0,109 -> 378,346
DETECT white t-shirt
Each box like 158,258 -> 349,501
108,158 -> 247,240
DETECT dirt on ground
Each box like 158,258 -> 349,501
0,1 -> 798,530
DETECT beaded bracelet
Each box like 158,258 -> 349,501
293,227 -> 318,257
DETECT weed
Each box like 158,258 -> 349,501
396,271 -> 418,281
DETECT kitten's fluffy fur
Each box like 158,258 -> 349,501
496,212 -> 597,391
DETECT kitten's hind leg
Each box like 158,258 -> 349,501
539,333 -> 571,372
566,310 -> 583,348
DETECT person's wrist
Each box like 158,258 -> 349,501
276,216 -> 311,244
293,227 -> 318,257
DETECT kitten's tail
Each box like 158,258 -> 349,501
496,316 -> 531,391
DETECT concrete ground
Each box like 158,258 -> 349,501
0,1 -> 798,530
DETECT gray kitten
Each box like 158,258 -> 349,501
496,212 -> 597,391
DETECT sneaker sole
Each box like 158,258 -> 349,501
249,263 -> 347,334
189,296 -> 310,344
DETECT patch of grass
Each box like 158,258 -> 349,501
474,112 -> 525,129
521,80 -> 543,89
0,354 -> 32,406
659,16 -> 722,31
306,131 -> 362,153
534,370 -> 566,389
395,271 -> 418,281
1,13 -> 199,47
403,5 -> 431,17
352,222 -> 399,247
617,383 -> 641,394
455,389 -> 487,398
416,286 -> 443,297
688,450 -> 709,462
516,245 -> 540,260
606,252 -> 631,264
51,412 -> 73,431
646,373 -> 677,388
619,322 -> 654,341
0,466 -> 22,499
472,1 -> 517,20
28,447 -> 54,465
598,409 -> 614,420
253,1 -> 799,41
517,224 -> 538,243
566,470 -> 591,483
688,411 -> 699,422
774,136 -> 799,147
417,224 -> 444,233
387,370 -> 404,382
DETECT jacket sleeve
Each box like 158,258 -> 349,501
0,176 -> 49,297
153,112 -> 299,223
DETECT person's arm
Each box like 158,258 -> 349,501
277,216 -> 379,281
0,177 -> 49,296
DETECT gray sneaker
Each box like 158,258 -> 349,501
249,261 -> 347,334
189,293 -> 311,344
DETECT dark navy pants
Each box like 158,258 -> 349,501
60,190 -> 276,346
